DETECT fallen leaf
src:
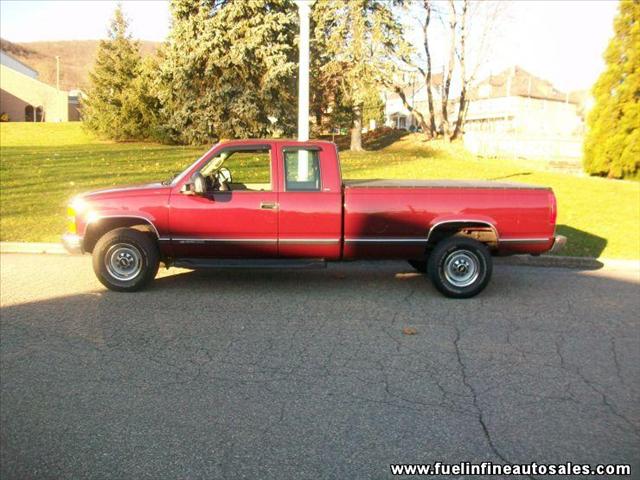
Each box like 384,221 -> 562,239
402,327 -> 418,335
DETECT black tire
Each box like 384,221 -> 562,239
92,227 -> 159,292
408,259 -> 428,273
427,236 -> 492,298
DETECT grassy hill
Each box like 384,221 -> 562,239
0,38 -> 159,91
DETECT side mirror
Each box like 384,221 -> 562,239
180,173 -> 206,196
180,183 -> 195,195
180,173 -> 207,196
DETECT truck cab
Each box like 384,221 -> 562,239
168,139 -> 344,260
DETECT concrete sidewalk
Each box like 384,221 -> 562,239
1,242 -> 66,255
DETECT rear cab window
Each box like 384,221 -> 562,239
283,149 -> 321,191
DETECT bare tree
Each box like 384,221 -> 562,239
387,0 -> 438,138
422,0 -> 437,137
392,0 -> 509,142
440,0 -> 457,138
451,0 -> 509,141
450,0 -> 468,141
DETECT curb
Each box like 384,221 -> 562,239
1,242 -> 638,271
496,255 -> 639,270
0,242 -> 66,255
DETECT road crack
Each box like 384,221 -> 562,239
452,325 -> 536,479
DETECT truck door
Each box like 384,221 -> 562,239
276,145 -> 342,260
169,145 -> 279,258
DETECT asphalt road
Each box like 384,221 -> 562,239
1,253 -> 639,479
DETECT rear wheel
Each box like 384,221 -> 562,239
427,237 -> 492,298
92,228 -> 159,292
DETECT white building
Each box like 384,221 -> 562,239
0,50 -> 38,79
382,72 -> 444,130
381,66 -> 588,161
463,66 -> 585,160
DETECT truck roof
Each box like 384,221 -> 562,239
217,138 -> 337,148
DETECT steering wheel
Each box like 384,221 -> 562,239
213,167 -> 232,191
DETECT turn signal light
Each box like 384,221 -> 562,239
67,206 -> 77,234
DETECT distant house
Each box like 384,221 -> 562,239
383,72 -> 444,130
0,49 -> 74,122
463,66 -> 585,160
381,66 -> 587,161
465,66 -> 583,137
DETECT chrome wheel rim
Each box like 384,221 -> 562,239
443,249 -> 480,288
105,243 -> 143,281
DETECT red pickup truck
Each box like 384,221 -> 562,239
62,139 -> 564,298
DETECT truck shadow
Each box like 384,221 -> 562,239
555,224 -> 607,259
151,261 -> 438,296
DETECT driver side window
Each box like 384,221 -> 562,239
201,148 -> 272,192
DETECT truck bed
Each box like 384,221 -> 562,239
342,178 -> 556,259
344,179 -> 550,190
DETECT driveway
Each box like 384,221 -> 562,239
1,254 -> 639,479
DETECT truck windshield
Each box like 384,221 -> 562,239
166,144 -> 219,186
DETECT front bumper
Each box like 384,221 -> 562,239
62,233 -> 84,255
549,235 -> 567,254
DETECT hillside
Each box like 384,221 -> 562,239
0,38 -> 159,91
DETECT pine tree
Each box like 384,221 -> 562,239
312,0 -> 405,151
583,0 -> 639,179
158,0 -> 298,145
83,5 -> 153,140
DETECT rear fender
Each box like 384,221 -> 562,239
427,216 -> 499,247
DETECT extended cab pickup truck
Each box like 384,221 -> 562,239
62,139 -> 565,298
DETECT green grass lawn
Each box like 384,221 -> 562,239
1,122 -> 639,259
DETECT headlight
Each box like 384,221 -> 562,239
70,198 -> 88,214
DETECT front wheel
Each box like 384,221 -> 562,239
427,237 -> 492,298
92,228 -> 159,292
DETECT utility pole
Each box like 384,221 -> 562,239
294,0 -> 313,141
294,0 -> 314,180
55,55 -> 60,90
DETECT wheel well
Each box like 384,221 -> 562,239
427,222 -> 499,250
83,218 -> 158,253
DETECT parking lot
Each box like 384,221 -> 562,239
1,253 -> 639,478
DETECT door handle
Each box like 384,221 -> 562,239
260,202 -> 278,210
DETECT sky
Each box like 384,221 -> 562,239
0,0 -> 619,92
0,1 -> 171,42
501,0 -> 618,91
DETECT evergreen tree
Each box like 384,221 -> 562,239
83,5 -> 153,140
362,85 -> 385,129
312,0 -> 405,151
583,0 -> 639,179
158,0 -> 298,145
